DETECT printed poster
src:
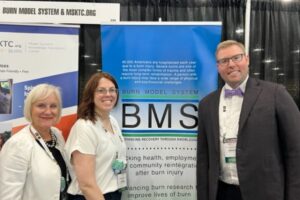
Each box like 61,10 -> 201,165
0,23 -> 79,145
101,22 -> 222,200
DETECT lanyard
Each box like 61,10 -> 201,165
29,126 -> 70,194
29,126 -> 55,161
101,119 -> 126,163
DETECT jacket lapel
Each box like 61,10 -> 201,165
212,89 -> 221,152
239,78 -> 262,132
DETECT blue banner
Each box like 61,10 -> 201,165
101,23 -> 221,200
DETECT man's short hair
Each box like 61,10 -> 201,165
216,40 -> 246,56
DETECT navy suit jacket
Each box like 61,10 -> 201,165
197,77 -> 300,200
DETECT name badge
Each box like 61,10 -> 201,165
223,137 -> 237,163
117,173 -> 127,191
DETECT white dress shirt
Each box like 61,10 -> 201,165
219,75 -> 248,185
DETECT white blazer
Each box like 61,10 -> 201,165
0,125 -> 67,200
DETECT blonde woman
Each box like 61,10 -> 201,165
0,84 -> 69,200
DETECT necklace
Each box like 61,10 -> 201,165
95,112 -> 114,134
102,120 -> 115,134
30,126 -> 57,148
45,132 -> 57,148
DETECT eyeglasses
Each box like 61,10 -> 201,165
95,88 -> 118,95
217,54 -> 245,66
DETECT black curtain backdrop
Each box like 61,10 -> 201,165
8,0 -> 300,107
249,0 -> 300,106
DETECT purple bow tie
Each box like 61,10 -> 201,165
224,88 -> 243,98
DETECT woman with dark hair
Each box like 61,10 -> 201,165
66,72 -> 127,200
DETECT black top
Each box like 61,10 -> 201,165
36,139 -> 69,200
47,142 -> 67,182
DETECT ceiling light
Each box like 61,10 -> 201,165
272,67 -> 280,71
263,59 -> 274,63
252,48 -> 264,52
235,28 -> 244,34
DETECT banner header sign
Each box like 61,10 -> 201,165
0,1 -> 120,24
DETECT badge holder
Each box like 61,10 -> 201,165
112,159 -> 127,191
223,137 -> 237,164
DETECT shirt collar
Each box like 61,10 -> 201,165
224,74 -> 249,94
